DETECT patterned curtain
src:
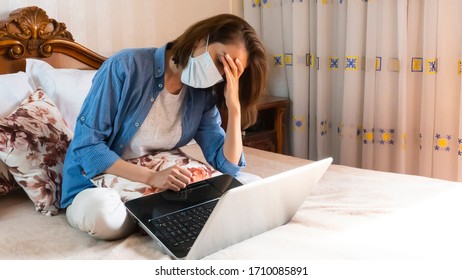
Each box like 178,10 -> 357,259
244,0 -> 462,182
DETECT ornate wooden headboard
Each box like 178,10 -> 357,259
0,6 -> 106,74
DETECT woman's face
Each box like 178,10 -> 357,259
191,40 -> 248,77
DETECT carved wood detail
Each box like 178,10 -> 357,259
0,6 -> 72,58
0,6 -> 105,68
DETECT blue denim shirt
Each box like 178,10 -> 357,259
60,44 -> 245,208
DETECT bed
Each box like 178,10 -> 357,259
1,6 -> 461,260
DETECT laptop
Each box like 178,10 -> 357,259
125,157 -> 332,260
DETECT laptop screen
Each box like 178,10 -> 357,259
125,174 -> 242,222
152,180 -> 222,218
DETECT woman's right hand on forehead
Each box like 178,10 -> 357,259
221,53 -> 244,113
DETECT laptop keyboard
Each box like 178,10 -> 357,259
149,201 -> 217,249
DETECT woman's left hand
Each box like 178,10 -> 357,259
221,53 -> 244,113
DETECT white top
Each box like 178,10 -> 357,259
121,87 -> 186,159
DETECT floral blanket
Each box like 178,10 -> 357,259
91,149 -> 221,202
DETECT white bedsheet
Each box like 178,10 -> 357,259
207,164 -> 462,259
1,145 -> 461,260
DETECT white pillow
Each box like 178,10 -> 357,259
26,59 -> 97,131
0,72 -> 36,118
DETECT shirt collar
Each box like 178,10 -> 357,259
154,44 -> 167,79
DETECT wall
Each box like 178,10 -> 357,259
0,0 -> 243,57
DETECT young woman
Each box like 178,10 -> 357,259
61,14 -> 268,240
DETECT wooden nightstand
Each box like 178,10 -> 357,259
219,95 -> 289,154
243,95 -> 289,154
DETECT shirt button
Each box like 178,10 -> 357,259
119,144 -> 124,148
158,83 -> 163,88
150,97 -> 155,102
157,68 -> 162,73
80,116 -> 85,121
135,122 -> 140,127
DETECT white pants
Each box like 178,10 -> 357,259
66,172 -> 261,241
235,171 -> 262,185
66,188 -> 137,240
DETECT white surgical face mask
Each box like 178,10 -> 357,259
181,36 -> 224,88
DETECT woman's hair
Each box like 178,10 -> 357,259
170,14 -> 268,129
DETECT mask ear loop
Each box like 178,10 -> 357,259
190,35 -> 209,56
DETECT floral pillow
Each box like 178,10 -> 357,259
0,160 -> 17,195
91,149 -> 221,202
0,89 -> 73,215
